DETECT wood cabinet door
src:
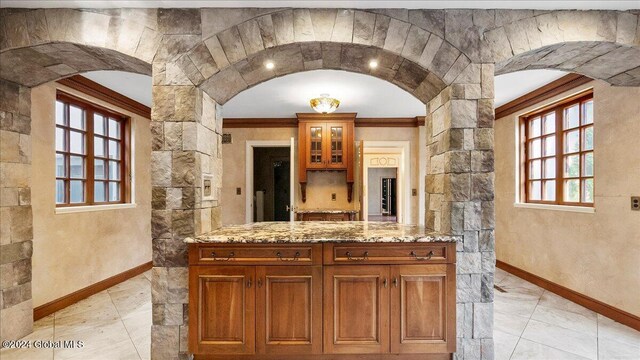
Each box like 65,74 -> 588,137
189,266 -> 255,355
323,265 -> 390,354
325,122 -> 350,169
256,266 -> 322,355
302,213 -> 326,221
390,264 -> 456,354
304,122 -> 326,169
325,213 -> 348,221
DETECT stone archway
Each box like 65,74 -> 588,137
478,10 -> 640,84
0,7 -> 158,341
2,6 -> 638,360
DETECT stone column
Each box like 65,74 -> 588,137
425,63 -> 495,360
0,79 -> 33,341
149,81 -> 223,359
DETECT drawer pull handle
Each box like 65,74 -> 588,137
211,251 -> 235,261
393,277 -> 398,287
276,251 -> 300,261
257,278 -> 262,288
247,278 -> 252,288
383,278 -> 388,288
410,250 -> 434,261
346,251 -> 368,261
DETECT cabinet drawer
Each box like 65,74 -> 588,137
189,244 -> 322,265
323,243 -> 455,265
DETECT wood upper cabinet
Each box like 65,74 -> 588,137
325,122 -> 350,169
189,265 -> 255,355
302,122 -> 326,169
323,265 -> 390,354
390,264 -> 456,354
298,113 -> 355,202
256,266 -> 323,355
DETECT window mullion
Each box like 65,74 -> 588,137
87,108 -> 95,205
556,108 -> 563,205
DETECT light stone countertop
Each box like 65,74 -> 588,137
185,221 -> 459,243
294,209 -> 358,214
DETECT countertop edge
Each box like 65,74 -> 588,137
184,236 -> 461,244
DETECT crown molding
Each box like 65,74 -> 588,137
223,116 -> 424,128
495,73 -> 593,120
57,75 -> 151,119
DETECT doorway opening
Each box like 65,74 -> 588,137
367,168 -> 398,222
252,147 -> 290,222
245,140 -> 296,223
360,141 -> 411,224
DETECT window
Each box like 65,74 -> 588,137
55,92 -> 130,206
520,91 -> 593,206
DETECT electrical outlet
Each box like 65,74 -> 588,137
236,187 -> 242,195
632,196 -> 640,211
412,188 -> 417,196
331,193 -> 336,201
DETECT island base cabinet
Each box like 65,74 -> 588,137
324,264 -> 456,355
256,266 -> 323,355
188,266 -> 256,355
188,243 -> 456,359
323,266 -> 390,354
391,264 -> 456,354
189,264 -> 323,357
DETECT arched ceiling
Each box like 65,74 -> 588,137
80,68 -> 577,114
2,1 -> 637,9
223,70 -> 427,118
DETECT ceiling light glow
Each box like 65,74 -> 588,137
369,60 -> 378,68
265,61 -> 275,70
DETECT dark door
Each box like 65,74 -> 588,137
273,159 -> 290,221
253,147 -> 290,222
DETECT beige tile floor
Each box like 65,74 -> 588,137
494,267 -> 640,360
1,271 -> 151,360
2,268 -> 639,360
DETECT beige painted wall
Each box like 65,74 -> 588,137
31,82 -> 152,307
221,126 -> 420,225
495,80 -> 640,316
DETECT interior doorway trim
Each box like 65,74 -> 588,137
362,141 -> 412,224
245,140 -> 292,224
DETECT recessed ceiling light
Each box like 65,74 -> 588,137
265,61 -> 275,70
369,60 -> 378,69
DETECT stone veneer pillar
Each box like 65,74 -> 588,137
0,79 -> 34,341
425,63 -> 496,359
149,79 -> 223,360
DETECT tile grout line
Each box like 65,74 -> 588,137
508,286 -> 544,360
107,287 -> 144,360
596,314 -> 599,360
508,287 -> 600,360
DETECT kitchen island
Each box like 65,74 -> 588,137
186,222 -> 459,360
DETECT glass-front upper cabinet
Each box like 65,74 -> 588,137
305,123 -> 326,168
327,123 -> 347,168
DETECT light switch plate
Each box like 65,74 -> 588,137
236,188 -> 242,195
632,196 -> 640,211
